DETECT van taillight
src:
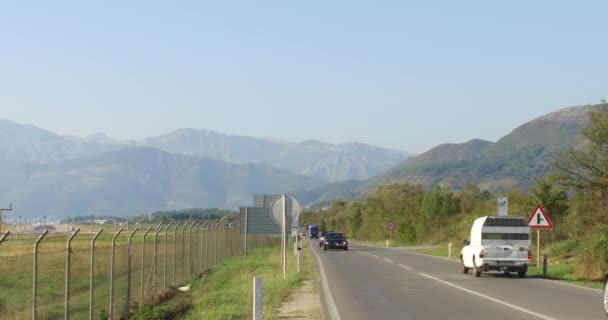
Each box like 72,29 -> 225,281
479,251 -> 484,259
528,251 -> 532,260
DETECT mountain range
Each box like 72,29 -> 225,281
295,104 -> 596,205
373,105 -> 591,191
0,120 -> 409,218
0,103 -> 599,218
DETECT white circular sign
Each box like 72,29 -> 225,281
270,195 -> 301,225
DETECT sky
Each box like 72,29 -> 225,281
0,1 -> 606,153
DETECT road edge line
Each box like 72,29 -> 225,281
418,272 -> 558,320
533,278 -> 603,293
310,241 -> 342,320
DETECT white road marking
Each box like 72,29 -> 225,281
398,264 -> 412,270
310,243 -> 342,320
418,272 -> 558,320
371,254 -> 379,258
383,258 -> 394,263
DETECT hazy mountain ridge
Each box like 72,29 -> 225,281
0,121 -> 410,183
0,119 -> 120,163
0,147 -> 322,218
141,128 -> 410,182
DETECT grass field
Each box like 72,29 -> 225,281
131,240 -> 313,320
0,225 -> 244,320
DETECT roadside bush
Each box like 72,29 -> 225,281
574,237 -> 608,280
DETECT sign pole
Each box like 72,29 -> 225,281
282,195 -> 286,280
537,229 -> 540,268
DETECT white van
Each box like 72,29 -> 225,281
460,216 -> 531,278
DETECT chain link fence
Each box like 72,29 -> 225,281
0,219 -> 269,320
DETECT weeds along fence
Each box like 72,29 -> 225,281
0,220 -> 277,320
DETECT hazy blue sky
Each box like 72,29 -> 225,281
1,1 -> 606,153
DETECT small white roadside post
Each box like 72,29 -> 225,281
253,277 -> 263,320
297,247 -> 301,273
448,242 -> 452,259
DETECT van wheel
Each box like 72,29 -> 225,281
461,257 -> 469,274
473,257 -> 481,277
517,271 -> 526,278
323,245 -> 327,251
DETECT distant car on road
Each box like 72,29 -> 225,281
323,232 -> 348,251
461,216 -> 531,278
604,271 -> 608,317
308,225 -> 319,239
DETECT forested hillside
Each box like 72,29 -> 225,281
301,102 -> 608,281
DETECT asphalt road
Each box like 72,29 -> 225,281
311,242 -> 605,320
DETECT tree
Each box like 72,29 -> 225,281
554,102 -> 608,232
531,177 -> 569,219
555,103 -> 608,192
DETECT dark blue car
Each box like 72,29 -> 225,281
323,232 -> 348,251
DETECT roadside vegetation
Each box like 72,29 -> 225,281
301,103 -> 608,282
131,243 -> 314,320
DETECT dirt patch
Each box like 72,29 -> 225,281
276,279 -> 322,319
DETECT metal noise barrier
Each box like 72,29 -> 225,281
0,219 -> 256,320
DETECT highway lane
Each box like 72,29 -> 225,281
312,242 -> 604,320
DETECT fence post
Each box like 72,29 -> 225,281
223,222 -> 228,261
211,221 -> 216,266
64,228 -> 79,320
216,221 -> 222,263
140,227 -> 151,303
152,223 -> 163,294
173,222 -> 182,286
188,222 -> 195,279
32,230 -> 49,320
163,223 -> 173,289
200,221 -> 208,273
0,231 -> 9,246
204,222 -> 210,271
89,229 -> 103,320
126,228 -> 138,314
180,222 -> 189,283
194,221 -> 201,276
109,228 -> 123,320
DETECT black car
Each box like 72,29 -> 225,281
323,232 -> 348,251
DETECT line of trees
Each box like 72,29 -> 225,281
301,103 -> 608,280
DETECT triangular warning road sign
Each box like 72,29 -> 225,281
528,204 -> 553,229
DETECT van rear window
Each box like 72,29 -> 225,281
482,233 -> 530,240
483,217 -> 528,227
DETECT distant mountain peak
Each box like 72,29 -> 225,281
85,132 -> 116,144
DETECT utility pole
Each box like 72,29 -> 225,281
0,204 -> 13,233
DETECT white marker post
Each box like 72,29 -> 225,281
253,277 -> 263,320
448,242 -> 452,260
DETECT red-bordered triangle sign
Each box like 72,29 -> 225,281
528,204 -> 553,229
